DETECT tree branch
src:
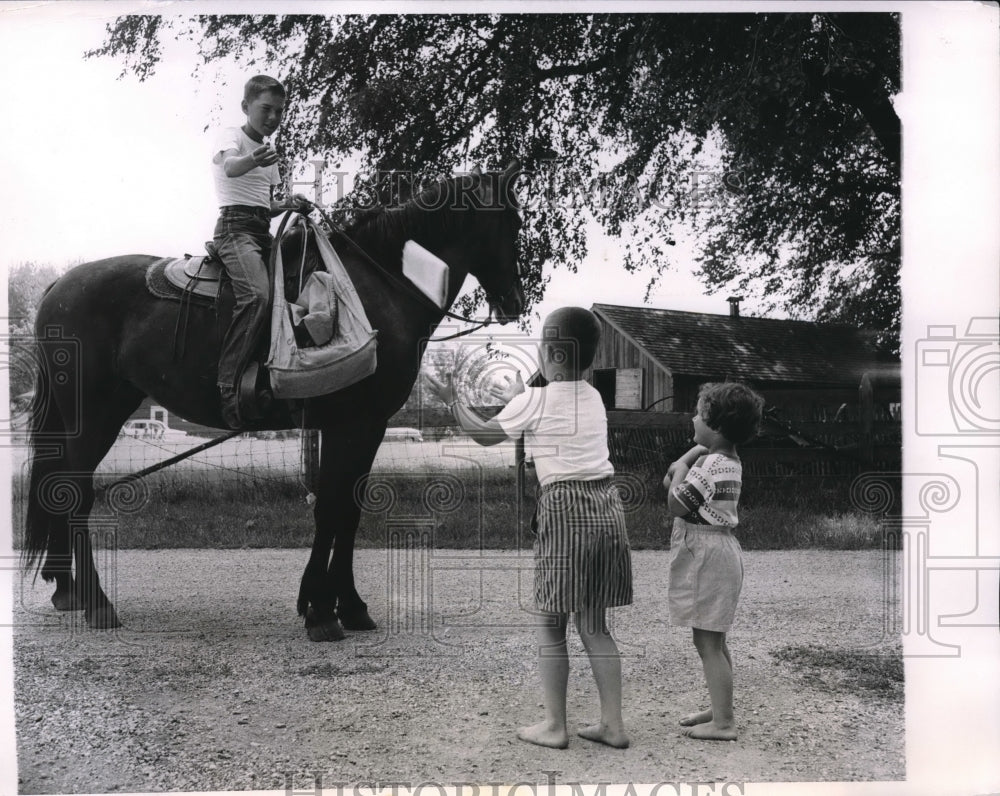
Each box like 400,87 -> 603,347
531,51 -> 616,81
832,74 -> 900,170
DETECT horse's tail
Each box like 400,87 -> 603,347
22,318 -> 66,579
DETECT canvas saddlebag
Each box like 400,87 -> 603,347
265,214 -> 378,399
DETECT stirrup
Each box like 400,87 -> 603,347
237,363 -> 273,422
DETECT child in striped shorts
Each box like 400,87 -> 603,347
663,382 -> 764,741
425,306 -> 633,750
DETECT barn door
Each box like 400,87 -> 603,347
593,368 -> 644,410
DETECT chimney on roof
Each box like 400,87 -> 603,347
727,296 -> 742,318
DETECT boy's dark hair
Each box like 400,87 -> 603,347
542,306 -> 602,372
244,75 -> 286,102
697,382 -> 765,445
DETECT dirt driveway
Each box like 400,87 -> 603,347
11,549 -> 903,793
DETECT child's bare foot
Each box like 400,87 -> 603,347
679,708 -> 713,727
517,721 -> 569,749
682,720 -> 737,741
578,723 -> 630,748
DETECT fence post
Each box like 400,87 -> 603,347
515,433 -> 526,540
301,430 -> 321,493
859,373 -> 874,465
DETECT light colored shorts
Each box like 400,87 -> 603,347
667,518 -> 744,632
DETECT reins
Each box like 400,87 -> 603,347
306,205 -> 496,342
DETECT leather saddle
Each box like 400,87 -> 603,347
156,241 -> 276,426
161,242 -> 227,299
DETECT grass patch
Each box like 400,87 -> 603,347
771,643 -> 904,702
11,468 -> 892,551
736,507 -> 889,550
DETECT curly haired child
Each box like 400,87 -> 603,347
663,381 -> 765,741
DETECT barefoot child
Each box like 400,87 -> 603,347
663,382 -> 764,741
425,307 -> 633,749
212,74 -> 313,428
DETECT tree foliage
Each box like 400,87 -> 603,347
6,261 -> 64,399
90,12 -> 900,350
7,262 -> 62,336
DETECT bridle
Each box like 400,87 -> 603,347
307,204 -> 518,342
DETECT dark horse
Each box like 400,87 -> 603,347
22,162 -> 524,641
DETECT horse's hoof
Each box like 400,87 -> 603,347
51,592 -> 84,612
86,603 -> 121,630
307,621 -> 346,642
305,606 -> 345,642
338,608 -> 377,632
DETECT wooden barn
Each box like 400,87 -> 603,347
587,301 -> 900,422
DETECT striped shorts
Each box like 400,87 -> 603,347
532,478 -> 633,614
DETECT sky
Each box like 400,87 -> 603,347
1,3 -> 999,795
0,2 -> 741,336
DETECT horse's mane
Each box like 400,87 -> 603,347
278,178 -> 470,297
341,174 -> 491,247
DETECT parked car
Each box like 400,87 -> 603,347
120,419 -> 168,439
384,427 -> 424,443
119,419 -> 189,441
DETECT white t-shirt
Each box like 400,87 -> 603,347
212,126 -> 280,209
494,381 -> 615,487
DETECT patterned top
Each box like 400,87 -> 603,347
671,452 -> 743,527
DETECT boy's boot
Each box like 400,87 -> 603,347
218,385 -> 242,430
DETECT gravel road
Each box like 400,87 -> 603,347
12,549 -> 903,793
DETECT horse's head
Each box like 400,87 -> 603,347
461,160 -> 526,324
346,161 -> 526,324
414,161 -> 525,324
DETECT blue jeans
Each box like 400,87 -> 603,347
214,206 -> 273,390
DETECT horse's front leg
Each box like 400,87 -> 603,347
330,466 -> 378,632
298,421 -> 385,641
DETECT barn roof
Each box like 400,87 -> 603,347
591,303 -> 896,385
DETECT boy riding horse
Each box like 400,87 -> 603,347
211,75 -> 312,428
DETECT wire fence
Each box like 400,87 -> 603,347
604,410 -> 903,514
8,430 -> 520,493
8,408 -> 902,535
